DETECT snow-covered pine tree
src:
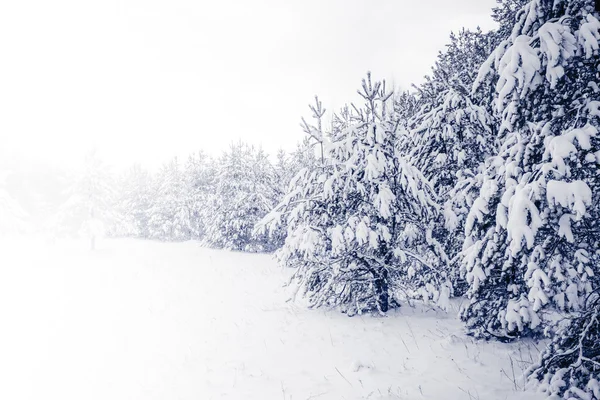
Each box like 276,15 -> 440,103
392,90 -> 419,122
259,74 -> 445,315
290,137 -> 319,175
249,147 -> 282,251
147,157 -> 191,241
113,164 -> 153,238
406,28 -> 497,295
57,149 -> 115,247
273,141 -> 319,197
274,149 -> 290,193
461,1 -> 600,344
184,151 -> 215,240
267,139 -> 321,248
255,97 -> 329,262
204,142 -> 277,252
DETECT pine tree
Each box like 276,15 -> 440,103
260,74 -> 445,315
113,164 -> 153,238
403,28 -> 497,296
147,157 -> 191,241
268,142 -> 320,247
184,151 -> 215,240
204,142 -> 278,252
57,149 -> 115,248
392,90 -> 419,123
461,1 -> 600,344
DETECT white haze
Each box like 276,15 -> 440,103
0,0 -> 497,170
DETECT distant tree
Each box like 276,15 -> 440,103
184,151 -> 215,240
147,157 -> 191,241
0,170 -> 29,235
113,164 -> 153,238
57,149 -> 115,248
204,142 -> 278,252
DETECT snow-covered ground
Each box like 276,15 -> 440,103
0,238 -> 545,400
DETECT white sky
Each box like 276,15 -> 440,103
0,0 -> 497,169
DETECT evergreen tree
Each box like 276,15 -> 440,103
392,90 -> 419,123
57,149 -> 115,247
113,164 -> 153,238
204,142 -> 278,252
184,151 -> 215,240
147,157 -> 191,241
409,88 -> 495,295
268,141 -> 320,246
260,74 -> 445,315
406,28 -> 497,295
461,1 -> 600,344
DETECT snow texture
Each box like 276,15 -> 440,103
0,238 -> 545,400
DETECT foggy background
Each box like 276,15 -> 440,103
1,0 -> 497,169
0,0 -> 499,235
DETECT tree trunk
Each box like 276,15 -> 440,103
90,235 -> 96,251
375,268 -> 389,313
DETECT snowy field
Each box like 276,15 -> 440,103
0,238 -> 545,400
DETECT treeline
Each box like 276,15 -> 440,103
61,141 -> 316,252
